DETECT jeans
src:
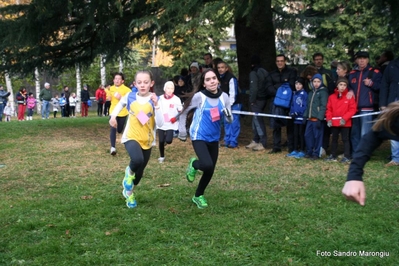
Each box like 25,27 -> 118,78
304,120 -> 324,157
0,103 -> 4,121
391,140 -> 399,163
41,100 -> 50,119
351,110 -> 374,154
250,100 -> 267,147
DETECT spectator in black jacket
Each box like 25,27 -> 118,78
265,54 -> 297,153
0,85 -> 11,122
379,56 -> 399,167
342,101 -> 399,205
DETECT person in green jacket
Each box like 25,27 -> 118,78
39,82 -> 52,119
303,73 -> 328,159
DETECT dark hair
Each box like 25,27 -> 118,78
204,53 -> 212,59
28,92 -> 33,96
180,68 -> 189,76
382,50 -> 394,61
212,57 -> 223,68
181,69 -> 220,113
300,65 -> 318,79
312,52 -> 324,60
113,72 -> 125,80
276,54 -> 286,60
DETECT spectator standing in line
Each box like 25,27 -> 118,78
95,84 -> 107,117
0,85 -> 11,122
51,94 -> 60,118
59,93 -> 67,117
379,55 -> 399,167
325,77 -> 357,163
39,82 -> 52,119
300,65 -> 318,93
69,92 -> 78,117
187,62 -> 202,92
265,54 -> 297,154
287,77 -> 308,158
16,87 -> 27,121
245,55 -> 269,151
217,61 -> 241,149
303,73 -> 328,160
203,53 -> 213,69
377,50 -> 394,74
26,92 -> 37,120
3,102 -> 13,122
63,86 -> 70,117
348,51 -> 382,155
80,84 -> 90,117
336,61 -> 352,79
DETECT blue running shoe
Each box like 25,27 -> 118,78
294,151 -> 305,159
126,193 -> 137,208
286,151 -> 298,157
122,166 -> 135,193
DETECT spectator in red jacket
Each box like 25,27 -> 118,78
325,77 -> 357,163
95,85 -> 107,117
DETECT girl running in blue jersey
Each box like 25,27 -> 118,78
178,69 -> 233,209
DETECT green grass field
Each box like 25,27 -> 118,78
0,114 -> 398,265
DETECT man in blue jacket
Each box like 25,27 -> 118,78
348,51 -> 382,155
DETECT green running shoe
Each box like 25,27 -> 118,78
192,195 -> 208,209
122,166 -> 135,192
186,158 -> 197,182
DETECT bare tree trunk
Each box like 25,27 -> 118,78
5,72 -> 15,116
35,67 -> 41,114
75,63 -> 82,113
119,56 -> 123,73
235,0 -> 276,90
100,55 -> 106,86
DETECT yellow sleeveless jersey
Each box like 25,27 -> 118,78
109,84 -> 131,116
126,101 -> 156,150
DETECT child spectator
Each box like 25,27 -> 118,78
95,85 -> 106,116
110,70 -> 164,208
287,77 -> 308,158
3,102 -> 13,122
69,92 -> 78,117
51,94 -> 60,118
26,92 -> 37,120
157,81 -> 183,163
303,73 -> 328,159
59,93 -> 67,117
325,77 -> 357,163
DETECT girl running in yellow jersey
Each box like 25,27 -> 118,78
109,70 -> 164,208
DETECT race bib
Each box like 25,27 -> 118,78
210,107 -> 220,122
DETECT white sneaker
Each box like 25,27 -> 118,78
110,147 -> 116,155
158,157 -> 165,163
245,141 -> 258,149
252,143 -> 265,151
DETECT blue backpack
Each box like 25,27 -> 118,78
273,83 -> 292,108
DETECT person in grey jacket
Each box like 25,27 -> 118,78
246,55 -> 269,151
0,85 -> 11,122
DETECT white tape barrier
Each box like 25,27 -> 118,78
231,110 -> 382,120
